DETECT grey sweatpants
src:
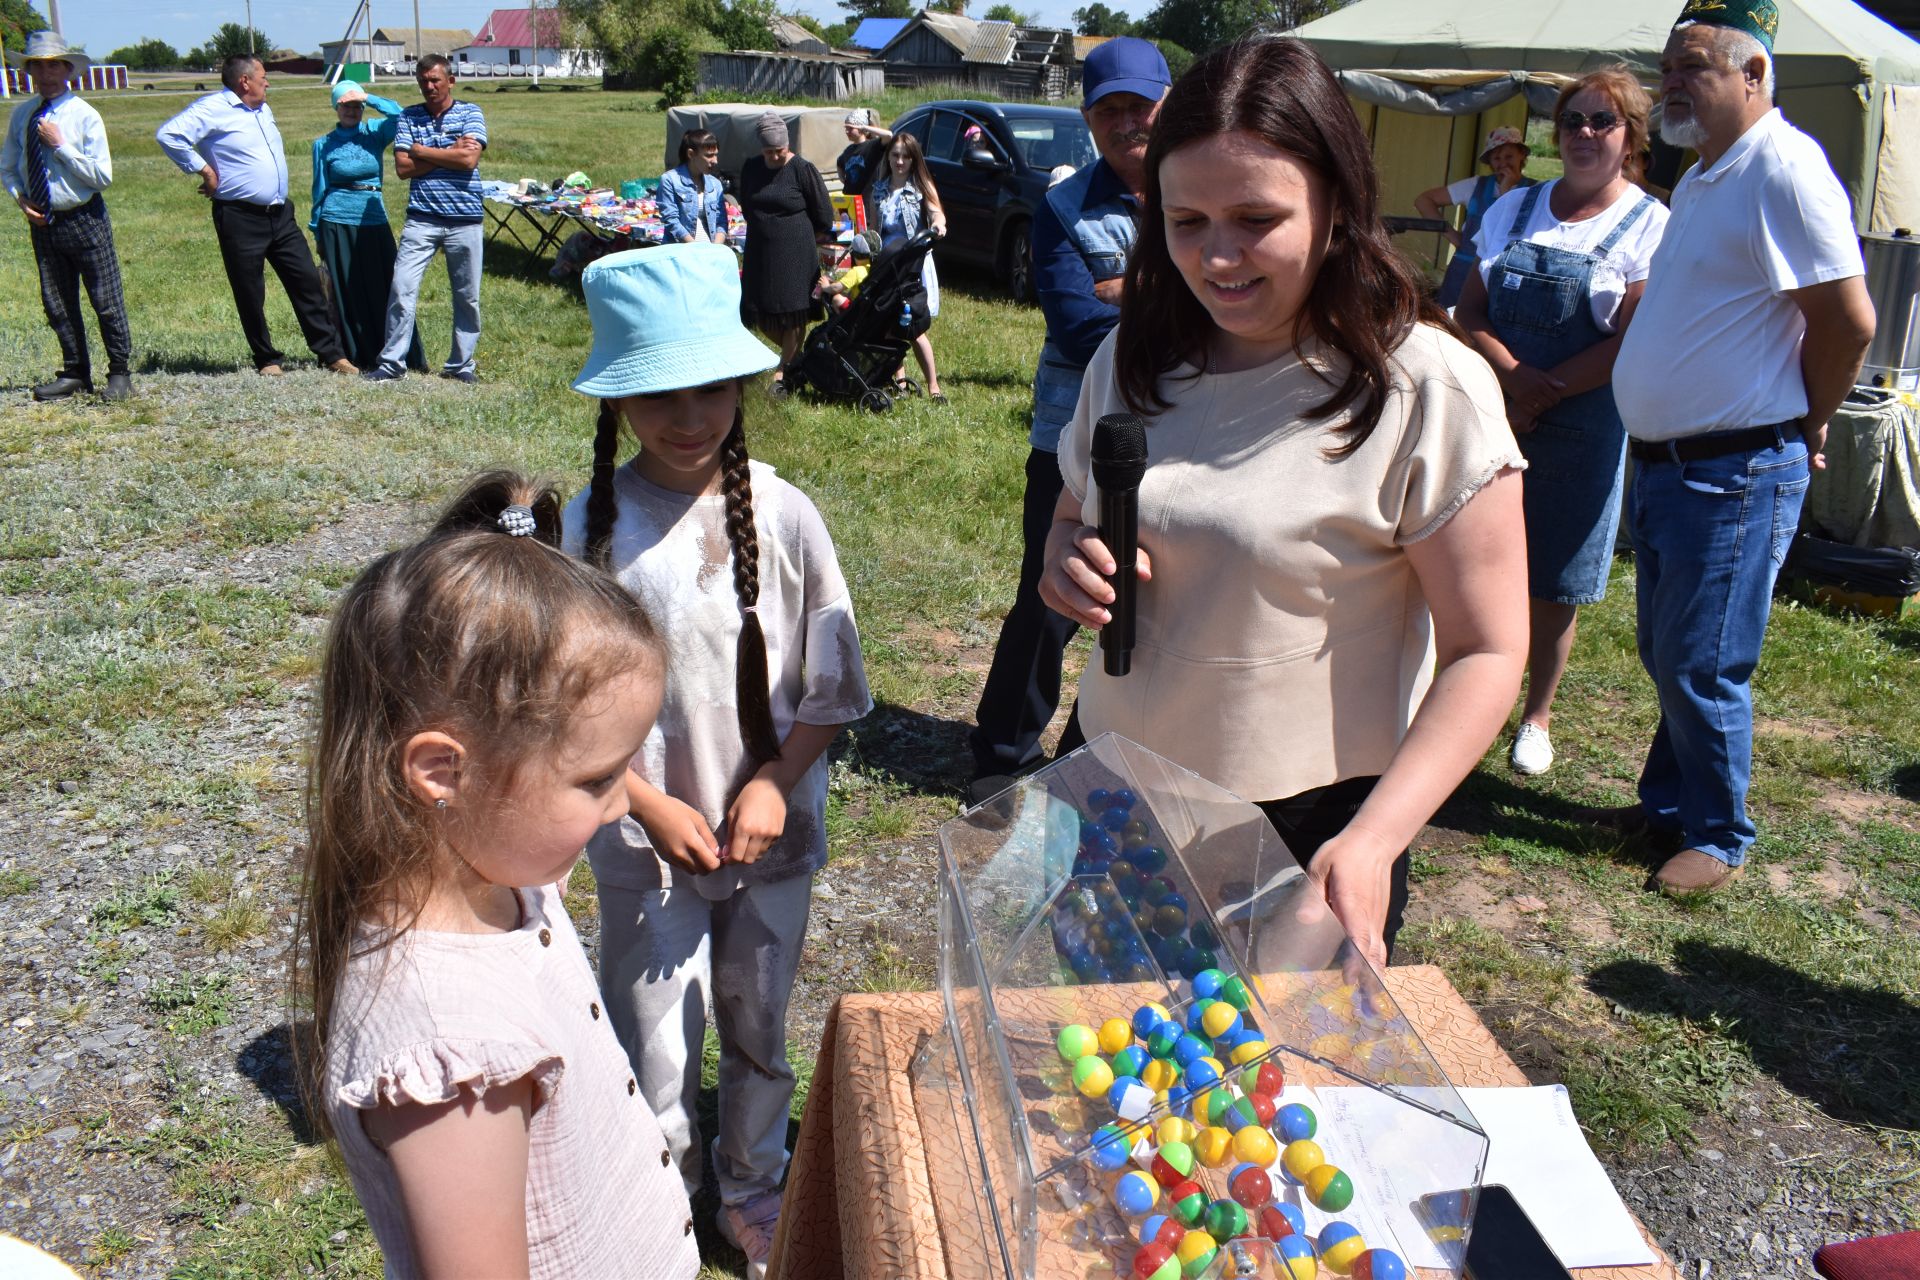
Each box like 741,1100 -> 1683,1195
597,874 -> 812,1205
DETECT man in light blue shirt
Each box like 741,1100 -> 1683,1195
3,32 -> 133,401
157,54 -> 354,376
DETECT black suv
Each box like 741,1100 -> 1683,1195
888,100 -> 1096,302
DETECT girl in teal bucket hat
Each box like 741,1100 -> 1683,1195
558,242 -> 872,1280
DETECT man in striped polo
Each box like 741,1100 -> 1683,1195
364,55 -> 488,383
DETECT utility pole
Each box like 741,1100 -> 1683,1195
414,0 -> 422,66
45,0 -> 63,39
246,0 -> 256,52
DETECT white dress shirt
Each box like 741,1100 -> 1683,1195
1614,109 -> 1865,439
155,89 -> 289,207
1,90 -> 113,211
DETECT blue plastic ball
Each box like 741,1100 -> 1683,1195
1101,804 -> 1132,832
1277,1235 -> 1317,1275
1111,787 -> 1139,810
1161,891 -> 1189,916
1109,1077 -> 1155,1120
1355,1249 -> 1407,1280
1114,1170 -> 1159,1217
1276,1103 -> 1318,1144
1184,1000 -> 1214,1034
1113,1046 -> 1150,1079
1091,1123 -> 1135,1171
1191,968 -> 1227,1001
1165,1083 -> 1193,1114
1184,1059 -> 1221,1092
1087,789 -> 1113,810
1172,1034 -> 1210,1068
1131,844 -> 1169,874
1319,1222 -> 1362,1252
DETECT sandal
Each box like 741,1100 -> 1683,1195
929,391 -> 948,405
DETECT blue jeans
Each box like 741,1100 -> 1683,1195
378,217 -> 482,375
1629,434 -> 1809,866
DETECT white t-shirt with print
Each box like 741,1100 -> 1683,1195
1473,179 -> 1670,332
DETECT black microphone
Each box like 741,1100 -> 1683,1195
1090,412 -> 1149,678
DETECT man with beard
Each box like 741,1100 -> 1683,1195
1605,0 -> 1874,894
968,38 -> 1171,803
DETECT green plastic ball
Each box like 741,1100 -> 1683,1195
1058,1024 -> 1099,1062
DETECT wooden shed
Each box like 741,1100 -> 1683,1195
878,12 -> 1076,99
696,51 -> 885,102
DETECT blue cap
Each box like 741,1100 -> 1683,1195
573,244 -> 778,398
1082,37 -> 1171,108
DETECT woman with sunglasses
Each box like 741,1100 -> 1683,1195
658,128 -> 729,245
1455,67 -> 1669,778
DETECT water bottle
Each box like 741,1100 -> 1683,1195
898,303 -> 912,331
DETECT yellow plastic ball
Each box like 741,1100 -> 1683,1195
1200,1002 -> 1240,1040
1176,1229 -> 1220,1272
1192,1125 -> 1235,1168
1281,1138 -> 1325,1183
1141,1059 -> 1178,1092
1229,1039 -> 1270,1066
1098,1018 -> 1134,1056
1074,1056 -> 1116,1099
1156,1116 -> 1198,1147
1196,1056 -> 1225,1080
1321,1233 -> 1367,1274
1231,1125 -> 1278,1168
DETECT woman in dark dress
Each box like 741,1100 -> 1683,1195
309,80 -> 424,370
738,112 -> 834,393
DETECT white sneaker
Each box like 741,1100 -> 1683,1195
1510,722 -> 1554,775
717,1190 -> 782,1280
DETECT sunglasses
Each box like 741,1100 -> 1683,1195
1559,109 -> 1623,134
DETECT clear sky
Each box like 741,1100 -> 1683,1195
45,0 -> 1095,61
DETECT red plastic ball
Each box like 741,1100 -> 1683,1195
1259,1204 -> 1301,1241
1148,1217 -> 1187,1249
1247,1062 -> 1284,1098
1132,1241 -> 1174,1278
1229,1165 -> 1273,1209
1247,1092 -> 1278,1126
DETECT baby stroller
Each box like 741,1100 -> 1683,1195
787,228 -> 938,413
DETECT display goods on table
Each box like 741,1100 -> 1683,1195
480,176 -> 749,251
912,735 -> 1490,1280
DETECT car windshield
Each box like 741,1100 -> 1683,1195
1000,114 -> 1096,172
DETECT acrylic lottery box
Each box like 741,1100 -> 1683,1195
910,735 -> 1488,1280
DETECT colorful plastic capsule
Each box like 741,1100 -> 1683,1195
1167,1179 -> 1207,1227
1281,1138 -> 1325,1184
1176,1229 -> 1219,1279
1261,1202 -> 1308,1241
1192,1125 -> 1235,1168
1231,1125 -> 1278,1168
1200,1002 -> 1242,1042
1108,1076 -> 1155,1121
1151,1140 -> 1196,1188
1218,974 -> 1253,1011
1318,1223 -> 1366,1275
1141,1057 -> 1179,1093
1058,1024 -> 1099,1061
1229,1164 -> 1273,1209
1305,1165 -> 1355,1212
1073,1056 -> 1115,1099
1352,1250 -> 1407,1280
1155,1115 -> 1198,1148
1276,1234 -> 1318,1280
1240,1061 -> 1284,1098
1276,1102 -> 1317,1144
1090,1122 -> 1136,1172
1113,1045 -> 1150,1080
1099,1017 -> 1136,1056
1202,1198 -> 1248,1241
1140,1213 -> 1186,1250
1132,1002 -> 1172,1040
1148,1023 -> 1184,1060
1131,1242 -> 1179,1280
1114,1170 -> 1160,1217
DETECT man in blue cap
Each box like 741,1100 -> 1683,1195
969,36 -> 1171,803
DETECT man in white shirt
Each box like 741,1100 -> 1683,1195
2,33 -> 132,401
1608,0 -> 1874,895
157,54 -> 355,377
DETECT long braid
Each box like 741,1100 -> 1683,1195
719,405 -> 783,762
584,399 -> 621,570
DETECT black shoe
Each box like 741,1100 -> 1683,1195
438,368 -> 477,384
361,367 -> 404,383
103,373 -> 133,401
966,774 -> 1021,808
32,375 -> 89,402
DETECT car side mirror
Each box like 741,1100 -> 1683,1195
962,147 -> 1009,172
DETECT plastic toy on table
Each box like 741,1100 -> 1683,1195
911,733 -> 1490,1280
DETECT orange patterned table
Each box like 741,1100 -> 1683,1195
768,965 -> 1675,1280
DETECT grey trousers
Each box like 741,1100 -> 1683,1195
597,873 -> 811,1206
378,216 -> 481,375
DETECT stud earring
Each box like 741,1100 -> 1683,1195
435,798 -> 448,811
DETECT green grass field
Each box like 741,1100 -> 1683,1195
1,81 -> 1916,1276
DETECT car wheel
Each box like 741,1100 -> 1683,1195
1005,220 -> 1035,304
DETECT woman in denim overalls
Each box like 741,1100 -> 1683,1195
1416,125 -> 1536,310
1458,69 -> 1669,777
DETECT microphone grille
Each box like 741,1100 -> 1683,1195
1091,413 -> 1149,489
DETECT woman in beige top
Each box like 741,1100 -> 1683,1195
1040,37 -> 1529,967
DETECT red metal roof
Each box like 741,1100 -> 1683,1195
468,8 -> 567,48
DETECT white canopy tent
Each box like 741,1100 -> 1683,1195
1294,0 -> 1920,241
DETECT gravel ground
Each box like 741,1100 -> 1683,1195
1,502 -> 1913,1278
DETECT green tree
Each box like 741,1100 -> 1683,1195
1152,37 -> 1192,78
0,0 -> 47,55
187,22 -> 276,66
1136,0 -> 1344,49
836,0 -> 913,19
927,0 -> 967,12
1073,3 -> 1132,35
983,3 -> 1034,21
107,37 -> 182,69
820,19 -> 857,46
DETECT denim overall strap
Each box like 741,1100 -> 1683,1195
1436,174 -> 1507,309
1504,181 -> 1549,249
1590,192 -> 1655,258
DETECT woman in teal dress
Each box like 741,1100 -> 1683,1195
310,80 -> 423,370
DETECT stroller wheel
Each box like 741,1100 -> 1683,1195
858,388 -> 893,414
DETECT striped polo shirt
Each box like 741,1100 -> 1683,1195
394,99 -> 487,224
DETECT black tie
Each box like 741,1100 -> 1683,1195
25,98 -> 53,215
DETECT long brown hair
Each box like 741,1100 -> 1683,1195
583,390 -> 783,762
881,132 -> 939,205
1553,66 -> 1652,186
294,471 -> 663,1139
1115,37 -> 1442,452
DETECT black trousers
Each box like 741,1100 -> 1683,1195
30,195 -> 132,382
210,200 -> 343,369
969,446 -> 1081,778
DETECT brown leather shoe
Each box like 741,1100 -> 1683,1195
258,363 -> 285,376
1653,848 -> 1742,897
327,358 -> 358,374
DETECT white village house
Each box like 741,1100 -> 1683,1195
453,8 -> 602,76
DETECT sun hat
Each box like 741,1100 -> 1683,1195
756,111 -> 790,149
331,80 -> 368,106
573,244 -> 778,398
1479,125 -> 1529,161
1081,36 -> 1171,108
8,30 -> 90,77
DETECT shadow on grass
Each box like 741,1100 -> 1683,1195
137,351 -> 246,376
1589,939 -> 1920,1131
1891,762 -> 1920,803
848,699 -> 973,799
237,1021 -> 318,1145
1432,768 -> 1665,869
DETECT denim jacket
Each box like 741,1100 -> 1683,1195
657,164 -> 726,242
1030,158 -> 1140,450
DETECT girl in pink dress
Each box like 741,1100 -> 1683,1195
294,472 -> 702,1279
